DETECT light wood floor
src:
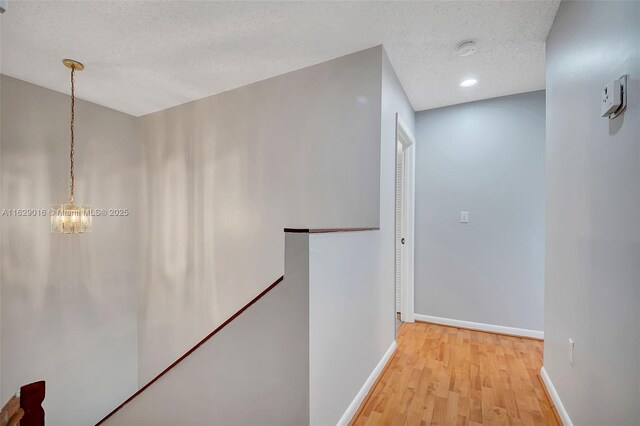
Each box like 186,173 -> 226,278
351,322 -> 559,425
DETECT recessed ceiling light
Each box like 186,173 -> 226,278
460,78 -> 478,88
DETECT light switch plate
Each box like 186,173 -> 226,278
460,211 -> 469,223
568,338 -> 574,365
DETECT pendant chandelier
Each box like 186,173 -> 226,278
51,59 -> 91,234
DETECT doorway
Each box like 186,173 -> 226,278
395,114 -> 415,329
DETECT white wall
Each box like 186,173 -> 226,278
309,230 -> 392,425
414,91 -> 546,332
104,232 -> 310,426
544,1 -> 640,424
0,76 -> 139,425
137,47 -> 383,383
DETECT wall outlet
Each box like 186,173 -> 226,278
568,338 -> 575,365
460,211 -> 469,223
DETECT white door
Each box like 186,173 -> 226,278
395,114 -> 415,324
395,141 -> 406,313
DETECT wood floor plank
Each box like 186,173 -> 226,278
350,322 -> 559,426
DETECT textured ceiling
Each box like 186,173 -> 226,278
0,1 -> 559,116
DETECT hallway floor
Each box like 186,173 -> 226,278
351,322 -> 559,425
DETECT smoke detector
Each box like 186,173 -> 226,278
455,41 -> 477,57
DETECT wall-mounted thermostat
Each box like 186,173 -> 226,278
601,74 -> 627,119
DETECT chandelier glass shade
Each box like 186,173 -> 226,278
51,203 -> 91,234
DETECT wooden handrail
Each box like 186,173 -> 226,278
96,276 -> 284,425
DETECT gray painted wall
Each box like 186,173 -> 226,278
137,47 -> 383,383
415,91 -> 545,331
0,75 -> 139,425
104,232 -> 310,426
544,1 -> 640,424
309,230 -> 392,425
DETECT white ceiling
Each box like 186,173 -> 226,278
0,1 -> 559,117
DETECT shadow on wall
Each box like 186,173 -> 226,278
136,46 -> 383,384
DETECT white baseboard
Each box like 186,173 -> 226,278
540,367 -> 572,426
337,341 -> 397,426
414,314 -> 544,340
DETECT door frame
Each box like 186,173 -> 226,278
395,113 -> 415,323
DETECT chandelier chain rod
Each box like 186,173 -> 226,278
70,65 -> 75,204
